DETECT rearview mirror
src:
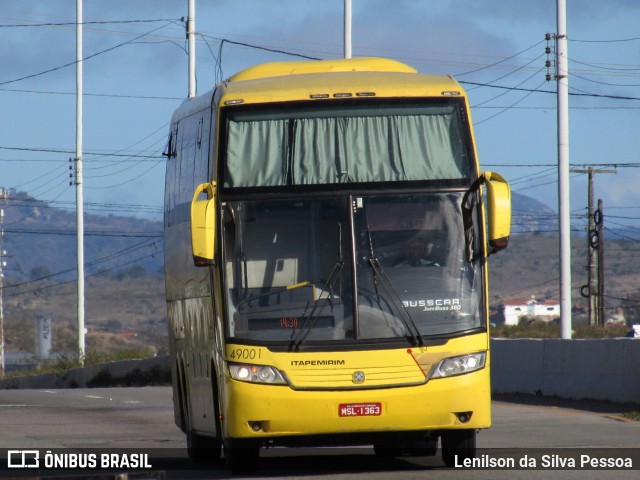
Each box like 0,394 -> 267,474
190,181 -> 217,266
482,172 -> 511,254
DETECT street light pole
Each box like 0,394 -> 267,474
0,203 -> 5,377
556,0 -> 572,339
344,0 -> 352,59
188,0 -> 196,98
76,0 -> 85,364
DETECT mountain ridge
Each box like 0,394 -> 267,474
0,190 -> 557,284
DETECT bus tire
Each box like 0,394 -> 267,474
187,431 -> 222,462
373,444 -> 403,458
405,438 -> 438,457
441,429 -> 476,467
176,361 -> 189,432
374,435 -> 438,458
224,439 -> 259,471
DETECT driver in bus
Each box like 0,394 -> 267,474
395,236 -> 440,267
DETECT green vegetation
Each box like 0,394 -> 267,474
3,347 -> 158,379
491,322 -> 631,339
624,411 -> 640,421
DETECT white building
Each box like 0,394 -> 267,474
502,296 -> 560,326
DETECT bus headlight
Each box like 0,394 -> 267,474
228,363 -> 288,385
429,352 -> 486,379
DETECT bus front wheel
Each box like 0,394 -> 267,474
187,431 -> 222,463
440,429 -> 476,467
223,439 -> 259,471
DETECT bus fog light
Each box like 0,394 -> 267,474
250,421 -> 262,432
456,411 -> 473,423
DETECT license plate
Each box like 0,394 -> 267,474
338,402 -> 382,417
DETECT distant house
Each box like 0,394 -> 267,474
501,296 -> 560,326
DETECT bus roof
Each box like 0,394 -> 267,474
227,57 -> 417,81
218,57 -> 465,105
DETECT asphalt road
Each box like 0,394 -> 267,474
0,387 -> 638,479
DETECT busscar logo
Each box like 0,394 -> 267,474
402,298 -> 461,311
8,450 -> 40,468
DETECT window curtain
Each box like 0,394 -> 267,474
225,119 -> 288,187
225,112 -> 468,187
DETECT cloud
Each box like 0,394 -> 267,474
448,0 -> 638,23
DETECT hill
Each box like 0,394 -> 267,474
1,191 -> 166,361
1,190 -> 553,285
1,190 -> 638,362
1,191 -> 163,283
510,192 -> 558,234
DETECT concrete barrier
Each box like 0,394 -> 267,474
491,338 -> 640,404
0,356 -> 170,390
3,340 -> 639,405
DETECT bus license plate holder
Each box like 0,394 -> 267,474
338,402 -> 382,417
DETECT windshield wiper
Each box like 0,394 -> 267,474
289,261 -> 344,351
367,256 -> 423,347
462,179 -> 482,263
363,210 -> 423,347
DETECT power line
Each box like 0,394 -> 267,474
208,35 -> 321,61
455,40 -> 545,77
571,36 -> 640,43
474,75 -> 548,126
5,228 -> 161,238
0,18 -> 177,28
569,57 -> 640,72
571,72 -> 640,88
85,156 -> 164,189
0,21 -> 173,87
460,80 -> 640,101
0,86 -> 182,100
4,251 -> 161,299
7,197 -> 163,215
467,53 -> 546,95
3,238 -> 160,290
0,145 -> 161,159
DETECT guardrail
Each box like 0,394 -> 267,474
2,340 -> 639,405
0,356 -> 170,390
491,338 -> 640,404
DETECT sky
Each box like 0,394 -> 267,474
1,0 -> 639,238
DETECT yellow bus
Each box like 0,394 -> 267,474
163,57 -> 511,469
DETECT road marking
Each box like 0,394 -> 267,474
84,395 -> 103,399
0,404 -> 45,407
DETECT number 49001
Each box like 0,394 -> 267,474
229,348 -> 262,361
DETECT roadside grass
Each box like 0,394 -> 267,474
3,346 -> 156,379
624,411 -> 640,421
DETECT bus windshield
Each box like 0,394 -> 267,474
222,100 -> 471,188
221,192 -> 483,345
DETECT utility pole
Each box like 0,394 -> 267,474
556,0 -> 572,339
187,0 -> 196,98
344,0 -> 352,59
572,167 -> 615,326
76,0 -> 85,365
597,198 -> 605,325
0,192 -> 6,377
